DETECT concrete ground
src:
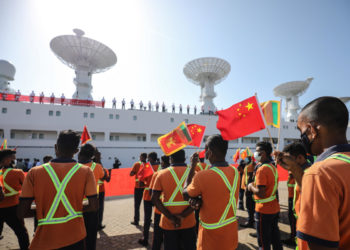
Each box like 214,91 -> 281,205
1,183 -> 294,250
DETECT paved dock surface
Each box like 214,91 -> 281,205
1,183 -> 294,249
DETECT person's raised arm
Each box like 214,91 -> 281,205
273,151 -> 304,187
183,152 -> 199,201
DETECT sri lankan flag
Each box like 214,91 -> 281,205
0,139 -> 7,150
158,122 -> 192,156
260,100 -> 281,128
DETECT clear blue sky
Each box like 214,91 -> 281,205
1,0 -> 349,117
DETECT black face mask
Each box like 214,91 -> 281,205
301,131 -> 314,155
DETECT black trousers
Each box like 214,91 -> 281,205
143,200 -> 153,241
133,188 -> 144,223
163,227 -> 196,250
246,191 -> 255,224
98,191 -> 105,227
255,212 -> 283,250
83,211 -> 98,250
288,197 -> 296,238
0,205 -> 29,250
58,239 -> 85,250
194,209 -> 199,233
152,212 -> 163,250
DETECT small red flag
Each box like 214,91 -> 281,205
188,124 -> 206,147
81,126 -> 92,145
137,162 -> 154,181
233,148 -> 240,163
158,122 -> 192,156
198,149 -> 205,159
216,95 -> 266,140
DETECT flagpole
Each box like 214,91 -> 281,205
276,99 -> 282,151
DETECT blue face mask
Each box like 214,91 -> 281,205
244,158 -> 250,164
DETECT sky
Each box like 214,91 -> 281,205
1,0 -> 350,117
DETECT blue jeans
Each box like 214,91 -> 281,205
255,212 -> 283,250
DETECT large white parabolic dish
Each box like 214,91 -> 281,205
273,77 -> 313,98
183,57 -> 231,85
50,29 -> 117,73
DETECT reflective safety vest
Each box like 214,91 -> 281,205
244,163 -> 254,186
254,164 -> 278,204
38,163 -> 83,226
0,168 -> 19,197
200,166 -> 239,230
135,161 -> 143,183
163,167 -> 190,207
144,164 -> 161,192
197,163 -> 209,171
287,175 -> 295,188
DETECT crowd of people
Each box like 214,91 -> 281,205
0,96 -> 350,250
0,89 -> 218,115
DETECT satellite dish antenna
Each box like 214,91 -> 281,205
50,29 -> 117,99
339,97 -> 350,104
183,57 -> 230,114
273,77 -> 313,122
0,60 -> 16,93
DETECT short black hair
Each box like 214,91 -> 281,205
300,96 -> 349,133
256,141 -> 272,156
170,149 -> 185,164
206,134 -> 228,157
0,149 -> 16,162
57,130 -> 80,156
79,143 -> 96,159
43,155 -> 53,163
148,152 -> 158,161
161,155 -> 170,166
140,153 -> 147,159
283,141 -> 307,159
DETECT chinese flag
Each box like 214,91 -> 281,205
188,124 -> 206,147
137,162 -> 154,181
81,126 -> 92,145
216,96 -> 266,140
158,122 -> 192,156
233,148 -> 240,163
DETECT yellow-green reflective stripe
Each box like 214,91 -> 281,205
200,166 -> 238,230
38,163 -> 82,226
287,184 -> 296,187
293,184 -> 298,219
327,153 -> 350,164
3,168 -> 19,197
91,162 -> 96,171
162,167 -> 190,207
98,180 -> 103,184
254,164 -> 278,204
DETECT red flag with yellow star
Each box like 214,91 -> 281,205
216,95 -> 266,140
187,124 -> 206,147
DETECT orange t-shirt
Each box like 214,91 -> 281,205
186,166 -> 240,250
195,162 -> 209,172
142,164 -> 160,201
131,161 -> 144,188
0,168 -> 25,208
99,168 -> 109,193
241,163 -> 254,190
20,162 -> 97,249
297,152 -> 350,249
153,166 -> 196,230
83,161 -> 104,192
294,184 -> 308,250
254,163 -> 280,214
287,175 -> 296,198
150,171 -> 161,214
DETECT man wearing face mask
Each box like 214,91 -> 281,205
240,156 -> 256,228
275,96 -> 350,250
278,142 -> 310,248
247,141 -> 282,250
0,149 -> 29,250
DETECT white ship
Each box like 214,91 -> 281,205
1,30 -> 349,168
